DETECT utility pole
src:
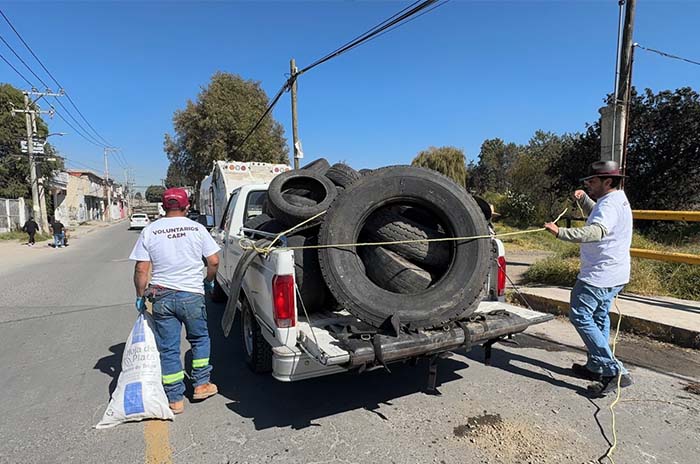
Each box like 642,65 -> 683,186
290,58 -> 302,169
600,0 -> 636,164
11,90 -> 62,234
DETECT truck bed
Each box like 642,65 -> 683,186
271,301 -> 553,382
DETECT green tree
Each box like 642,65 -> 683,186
145,185 -> 165,203
164,163 -> 189,188
134,192 -> 143,201
411,146 -> 468,187
471,138 -> 521,193
164,72 -> 289,185
0,83 -> 62,199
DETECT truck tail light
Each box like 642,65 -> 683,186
272,275 -> 295,328
497,256 -> 507,297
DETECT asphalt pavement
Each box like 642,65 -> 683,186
0,224 -> 698,464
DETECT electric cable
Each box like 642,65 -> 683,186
634,43 -> 700,67
49,103 -> 108,148
0,33 -> 51,89
0,8 -> 114,147
0,49 -> 33,87
359,0 -> 450,47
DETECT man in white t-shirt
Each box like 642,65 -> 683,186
544,161 -> 633,397
129,187 -> 221,414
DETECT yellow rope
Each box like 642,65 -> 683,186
240,208 -> 569,254
604,296 -> 624,464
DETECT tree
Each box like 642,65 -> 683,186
165,163 -> 189,188
411,146 -> 468,187
552,87 -> 700,213
471,138 -> 521,193
0,83 -> 62,199
134,192 -> 143,200
145,185 -> 165,203
164,72 -> 289,185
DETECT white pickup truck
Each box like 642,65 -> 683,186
210,183 -> 552,389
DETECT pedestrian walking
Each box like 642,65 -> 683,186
51,219 -> 65,248
22,217 -> 39,246
129,187 -> 221,414
544,160 -> 633,396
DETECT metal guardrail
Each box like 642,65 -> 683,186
631,210 -> 699,265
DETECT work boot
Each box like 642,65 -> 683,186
571,363 -> 602,381
193,382 -> 218,401
588,374 -> 633,397
169,400 -> 185,415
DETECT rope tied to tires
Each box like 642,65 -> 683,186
239,209 -> 569,254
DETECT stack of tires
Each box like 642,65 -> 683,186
243,159 -> 491,330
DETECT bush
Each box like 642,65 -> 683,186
0,230 -> 52,242
522,256 -> 579,286
499,190 -> 537,228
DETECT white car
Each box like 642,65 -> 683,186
129,213 -> 150,230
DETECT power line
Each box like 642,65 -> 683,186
0,8 -> 114,147
0,33 -> 51,89
0,49 -> 33,87
634,43 -> 700,67
359,0 -> 450,49
234,0 -> 443,156
50,104 -> 107,149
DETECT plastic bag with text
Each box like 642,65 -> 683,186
96,312 -> 174,428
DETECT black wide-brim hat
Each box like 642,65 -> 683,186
580,160 -> 628,181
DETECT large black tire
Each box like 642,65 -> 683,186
267,170 -> 338,228
287,235 -> 328,312
243,214 -> 286,237
364,208 -> 449,269
240,295 -> 272,373
325,163 -> 361,188
359,246 -> 432,294
301,158 -> 330,174
318,166 -> 490,329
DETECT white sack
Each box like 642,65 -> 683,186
96,312 -> 174,428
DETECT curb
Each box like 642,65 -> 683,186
512,292 -> 700,350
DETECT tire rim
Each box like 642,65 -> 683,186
242,304 -> 254,356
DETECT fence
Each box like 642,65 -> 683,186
630,210 -> 700,265
0,197 -> 32,233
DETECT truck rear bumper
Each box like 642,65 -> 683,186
271,302 -> 553,381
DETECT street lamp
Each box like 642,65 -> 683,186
43,132 -> 66,161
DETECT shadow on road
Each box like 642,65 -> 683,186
94,342 -> 125,397
205,298 -> 469,430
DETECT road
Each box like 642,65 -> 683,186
0,224 -> 698,464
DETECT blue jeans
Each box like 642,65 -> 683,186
151,291 -> 212,403
569,280 -> 628,377
53,232 -> 64,247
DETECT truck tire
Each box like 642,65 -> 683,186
267,170 -> 338,228
283,193 -> 317,207
359,168 -> 373,176
364,208 -> 449,269
300,158 -> 330,174
325,163 -> 361,188
318,166 -> 490,329
359,246 -> 432,294
211,279 -> 227,303
240,294 -> 273,373
287,235 -> 328,312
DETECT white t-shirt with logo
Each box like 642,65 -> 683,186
129,217 -> 220,294
578,190 -> 633,288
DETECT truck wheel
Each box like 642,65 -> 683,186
364,208 -> 450,270
267,171 -> 338,228
300,158 -> 330,174
211,279 -> 227,303
318,166 -> 490,329
240,295 -> 273,373
325,163 -> 361,188
359,246 -> 432,294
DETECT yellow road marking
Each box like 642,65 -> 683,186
144,420 -> 172,464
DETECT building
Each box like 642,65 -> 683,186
49,170 -> 128,225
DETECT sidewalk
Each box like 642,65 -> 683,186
513,285 -> 700,349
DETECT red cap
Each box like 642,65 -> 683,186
162,188 -> 190,210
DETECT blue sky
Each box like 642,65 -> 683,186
1,1 -> 698,188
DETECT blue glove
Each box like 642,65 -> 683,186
203,279 -> 215,292
135,296 -> 147,313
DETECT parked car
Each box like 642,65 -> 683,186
129,213 -> 150,230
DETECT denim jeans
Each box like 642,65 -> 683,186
53,232 -> 64,247
569,280 -> 628,377
151,291 -> 212,403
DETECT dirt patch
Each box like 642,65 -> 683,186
453,413 -> 589,463
684,382 -> 700,395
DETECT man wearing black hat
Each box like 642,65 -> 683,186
544,161 -> 633,396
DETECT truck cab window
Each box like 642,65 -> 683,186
221,189 -> 240,231
244,191 -> 266,222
